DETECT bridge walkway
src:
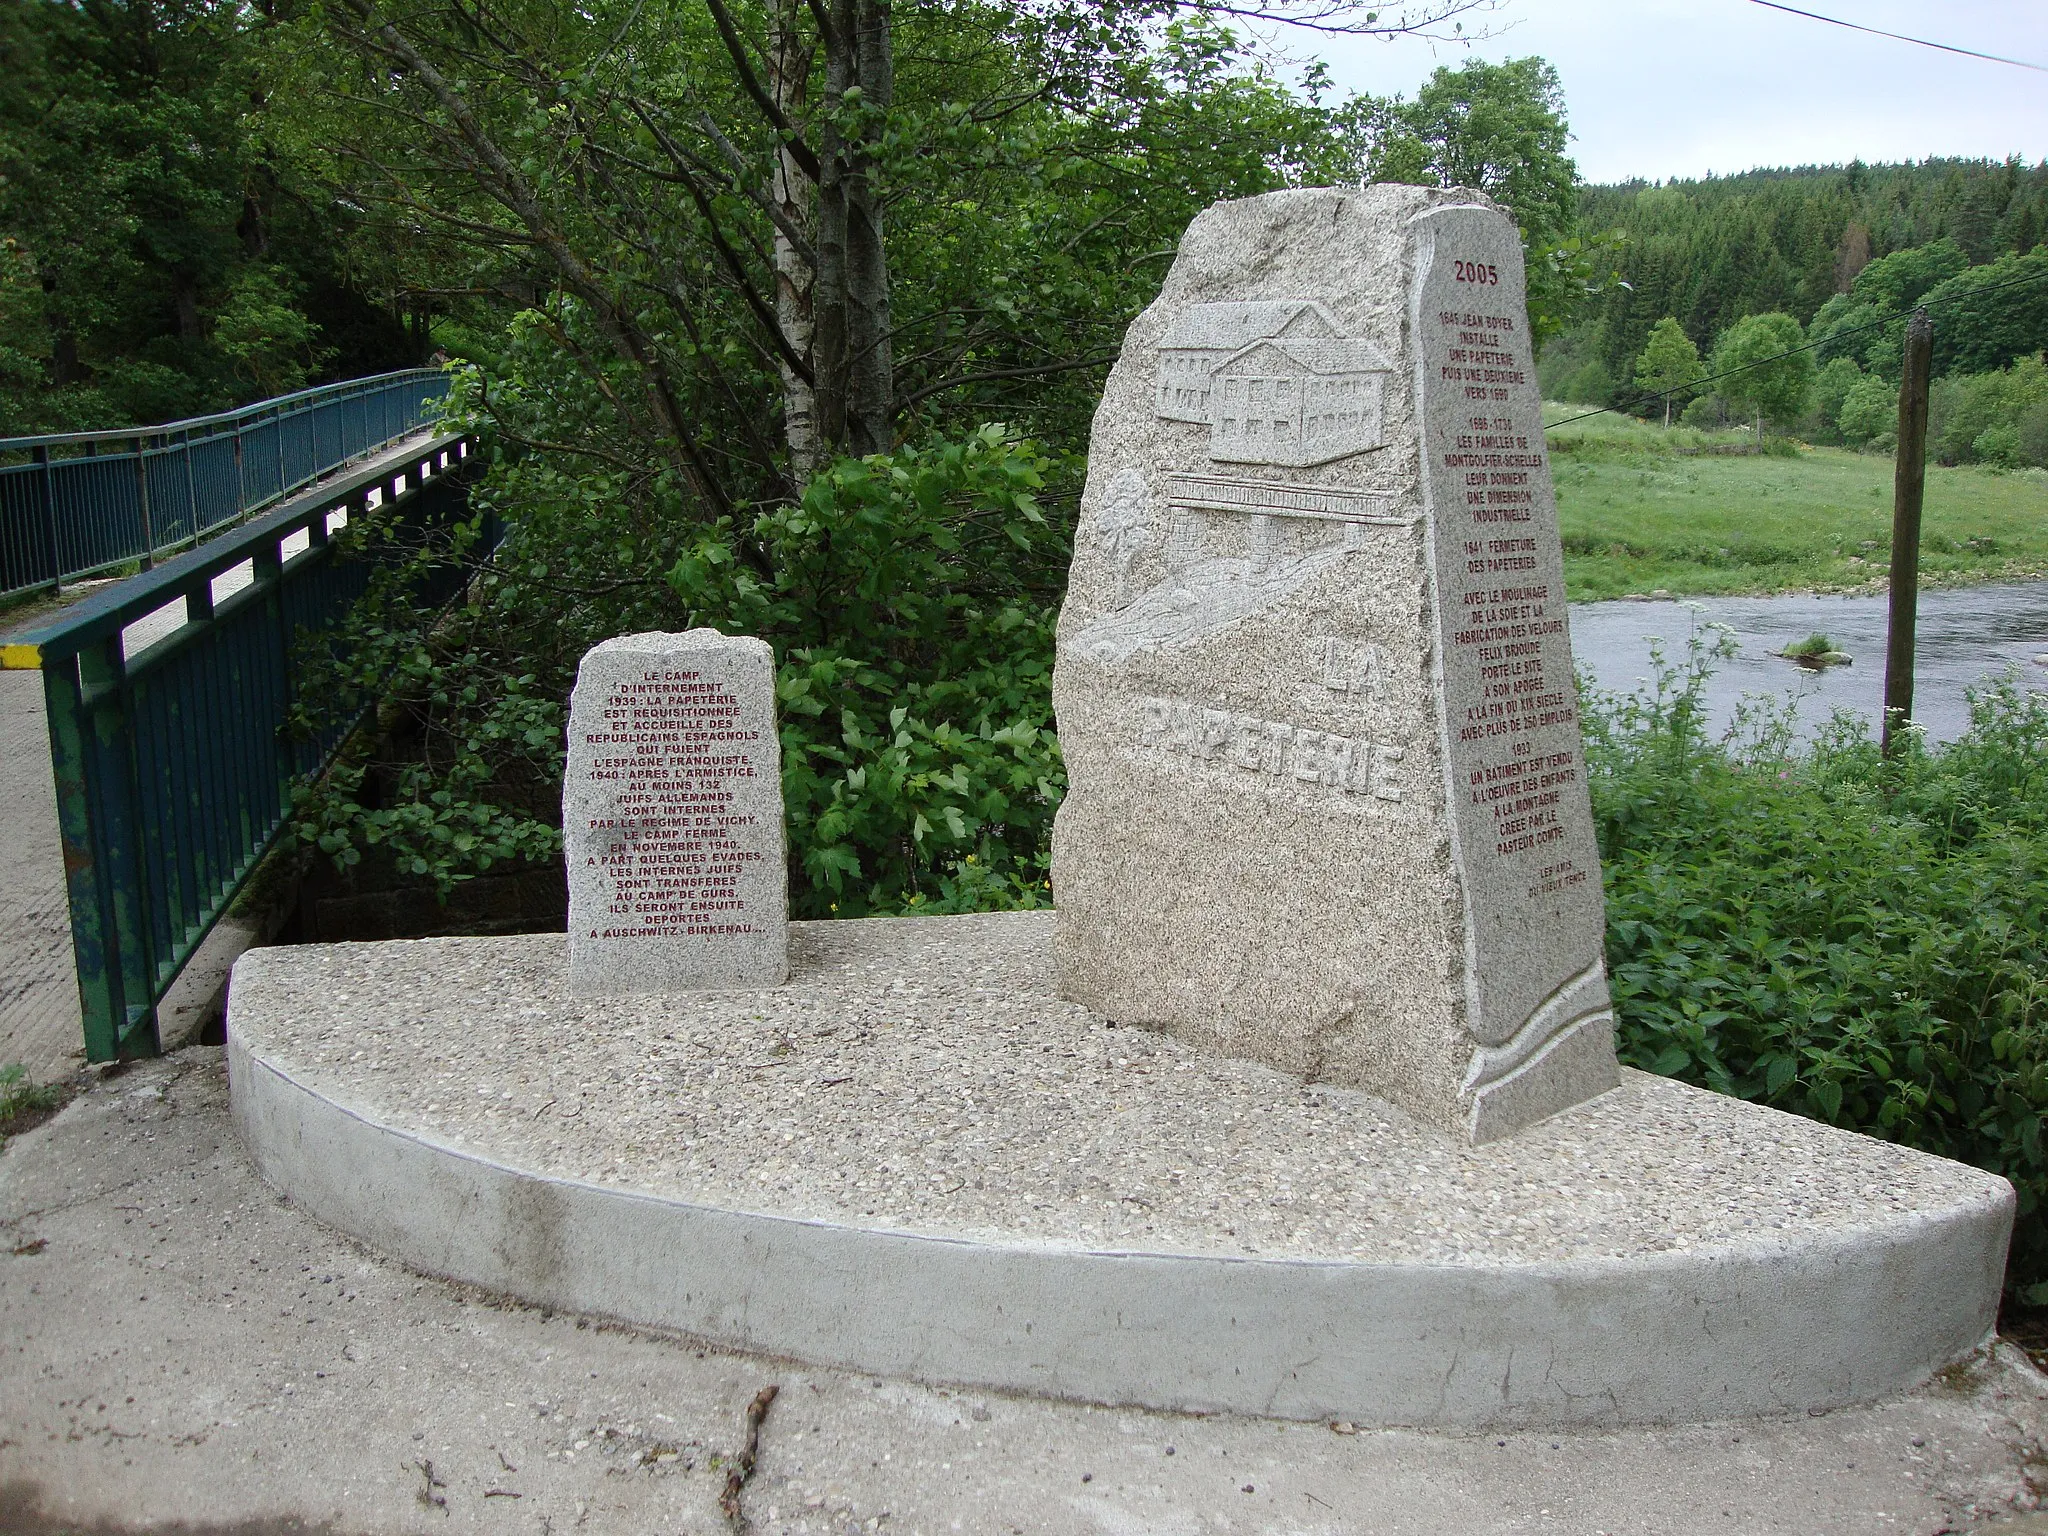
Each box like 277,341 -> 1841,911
0,428 -> 454,1086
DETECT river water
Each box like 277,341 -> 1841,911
1567,579 -> 2048,745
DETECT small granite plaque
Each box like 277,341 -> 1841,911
1050,185 -> 1617,1141
564,629 -> 788,992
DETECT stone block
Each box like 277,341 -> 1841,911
1051,184 -> 1616,1140
564,629 -> 788,991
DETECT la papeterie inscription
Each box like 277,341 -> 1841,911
565,630 -> 789,993
1135,692 -> 1407,802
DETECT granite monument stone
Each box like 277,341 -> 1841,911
1050,184 -> 1616,1141
565,629 -> 788,992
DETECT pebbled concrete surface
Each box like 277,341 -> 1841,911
228,918 -> 2007,1266
224,917 -> 2014,1428
4,1050 -> 2048,1535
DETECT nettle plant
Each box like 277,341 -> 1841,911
290,411 -> 1068,920
1584,626 -> 2048,1299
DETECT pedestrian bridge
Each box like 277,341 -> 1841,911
0,373 -> 478,1079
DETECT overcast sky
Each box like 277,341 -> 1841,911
1310,0 -> 2048,184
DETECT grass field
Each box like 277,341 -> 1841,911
1544,406 -> 2048,601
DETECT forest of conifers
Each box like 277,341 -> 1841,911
1542,158 -> 2048,466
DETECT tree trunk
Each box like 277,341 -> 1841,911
42,276 -> 85,386
812,0 -> 893,457
238,193 -> 269,258
1663,398 -> 1671,428
770,0 -> 819,481
174,275 -> 203,342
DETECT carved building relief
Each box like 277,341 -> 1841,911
1153,300 -> 1392,468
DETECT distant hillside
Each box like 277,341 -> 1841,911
1556,159 -> 2048,385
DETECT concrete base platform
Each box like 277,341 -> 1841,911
226,911 -> 2015,1430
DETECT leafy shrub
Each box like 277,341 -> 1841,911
1809,295 -> 1892,372
2019,400 -> 2048,470
1560,359 -> 1615,407
1930,357 -> 2048,468
1836,372 -> 1898,449
700,430 -> 1067,913
1544,419 -> 1751,461
1586,630 -> 2048,1299
1680,392 -> 1729,429
1805,355 -> 1864,442
290,420 -> 1067,919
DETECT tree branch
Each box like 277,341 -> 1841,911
333,0 -> 732,518
702,0 -> 823,181
899,350 -> 1120,409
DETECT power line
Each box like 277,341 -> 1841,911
1545,262 -> 2048,431
1744,0 -> 2048,74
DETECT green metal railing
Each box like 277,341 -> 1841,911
1,430 -> 480,1061
0,368 -> 451,602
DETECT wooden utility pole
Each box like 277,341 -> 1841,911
1881,308 -> 1932,758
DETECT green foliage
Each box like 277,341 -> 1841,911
1836,372 -> 1897,449
679,427 -> 1067,913
0,1062 -> 66,1151
1541,401 -> 1757,459
1929,357 -> 2048,468
1808,294 -> 1889,371
1607,227 -> 2047,428
0,1063 -> 62,1120
1558,359 -> 1614,406
1632,316 -> 1703,422
1918,250 -> 2048,378
0,0 -> 425,432
1587,632 -> 2048,1299
1851,236 -> 1970,312
211,266 -> 333,399
1569,159 -> 2048,392
2019,400 -> 2048,471
1710,311 -> 1813,432
1679,392 -> 1729,429
0,235 -> 45,392
292,422 -> 1067,917
1343,56 -> 1606,339
1806,355 -> 1864,441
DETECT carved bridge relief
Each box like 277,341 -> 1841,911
1068,474 -> 1407,667
1068,300 -> 1403,668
